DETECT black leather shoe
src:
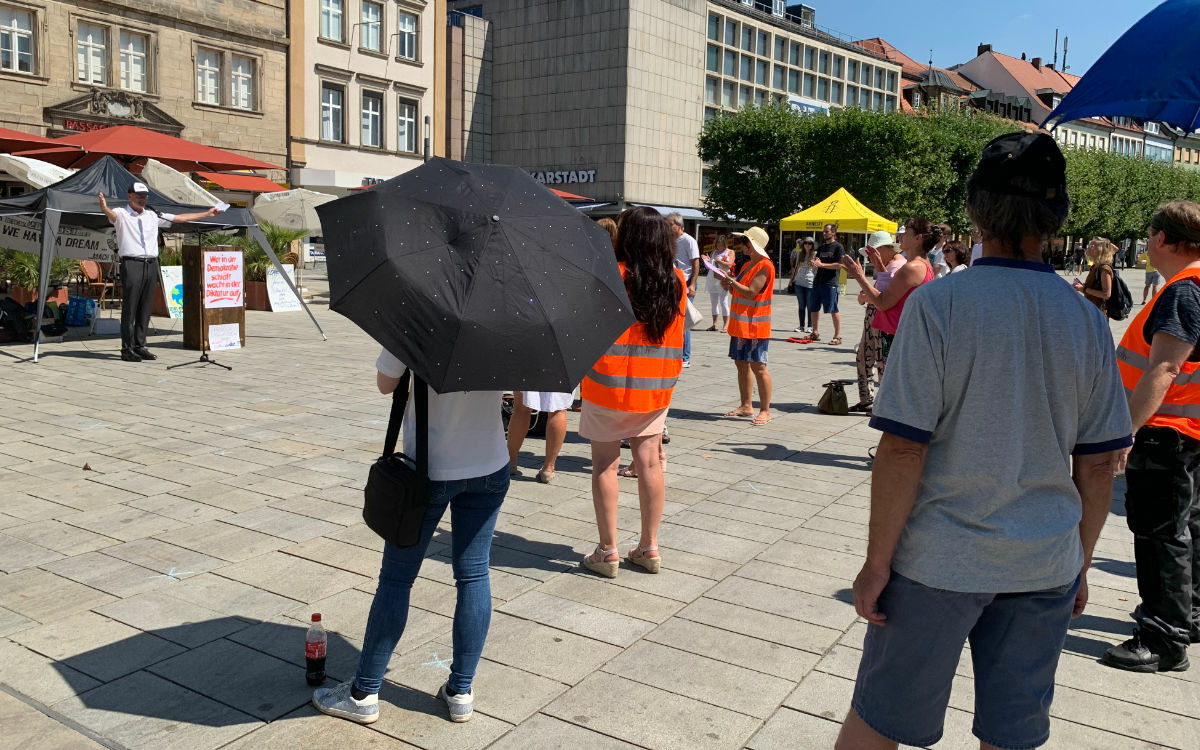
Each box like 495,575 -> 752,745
133,347 -> 157,361
1101,631 -> 1189,673
120,349 -> 142,363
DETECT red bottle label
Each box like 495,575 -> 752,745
306,641 -> 326,660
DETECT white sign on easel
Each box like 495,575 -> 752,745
159,265 -> 184,319
266,264 -> 301,312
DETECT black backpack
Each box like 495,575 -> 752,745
0,297 -> 32,342
1102,264 -> 1133,321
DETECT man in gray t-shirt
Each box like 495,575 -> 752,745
836,133 -> 1133,750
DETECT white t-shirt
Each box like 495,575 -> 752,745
674,233 -> 699,282
112,206 -> 175,259
376,348 -> 508,481
928,244 -> 949,279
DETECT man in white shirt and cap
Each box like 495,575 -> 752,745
99,182 -> 220,362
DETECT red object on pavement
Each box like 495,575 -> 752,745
13,124 -> 280,172
787,336 -> 814,344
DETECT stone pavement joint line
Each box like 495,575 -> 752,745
0,268 -> 1185,750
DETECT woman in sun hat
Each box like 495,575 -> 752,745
721,226 -> 775,426
850,229 -> 903,412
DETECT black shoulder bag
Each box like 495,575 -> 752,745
363,369 -> 431,548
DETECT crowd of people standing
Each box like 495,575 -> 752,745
307,134 -> 1199,750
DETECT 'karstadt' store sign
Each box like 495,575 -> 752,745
529,169 -> 596,185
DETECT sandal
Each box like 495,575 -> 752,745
583,545 -> 619,578
847,401 -> 872,413
617,465 -> 638,478
751,414 -> 772,426
830,336 -> 843,345
809,333 -> 821,341
724,410 -> 753,418
705,325 -> 717,331
627,545 -> 661,574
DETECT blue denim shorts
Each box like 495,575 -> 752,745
851,571 -> 1080,749
728,336 -> 768,363
807,283 -> 839,313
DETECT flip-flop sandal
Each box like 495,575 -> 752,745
751,415 -> 772,426
724,410 -> 753,418
830,337 -> 843,345
617,465 -> 638,478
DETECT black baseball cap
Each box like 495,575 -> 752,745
969,132 -> 1066,200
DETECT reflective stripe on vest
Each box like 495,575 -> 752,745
728,257 -> 775,339
581,264 -> 686,413
1116,268 -> 1200,439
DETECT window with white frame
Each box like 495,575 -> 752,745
195,47 -> 221,105
320,0 -> 344,43
118,31 -> 147,91
361,90 -> 383,147
230,54 -> 254,110
397,97 -> 417,152
77,22 -> 107,85
397,12 -> 417,60
361,1 -> 382,51
1144,122 -> 1159,135
0,6 -> 34,74
321,82 -> 344,141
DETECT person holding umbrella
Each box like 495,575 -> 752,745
312,352 -> 510,724
580,206 -> 687,578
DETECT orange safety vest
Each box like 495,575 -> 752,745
581,266 -> 686,413
1116,267 -> 1200,440
727,257 -> 775,339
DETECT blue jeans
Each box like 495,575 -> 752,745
683,325 -> 691,363
795,285 -> 811,328
353,464 -> 509,695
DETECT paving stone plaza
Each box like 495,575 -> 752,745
0,268 -> 1195,749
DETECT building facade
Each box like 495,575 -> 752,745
445,0 -> 900,216
287,0 -> 444,193
0,0 -> 287,171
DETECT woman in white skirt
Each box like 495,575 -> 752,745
506,390 -> 571,483
702,234 -> 735,332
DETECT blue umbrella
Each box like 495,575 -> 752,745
1042,0 -> 1200,132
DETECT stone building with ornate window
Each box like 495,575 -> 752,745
0,0 -> 287,174
287,0 -> 444,193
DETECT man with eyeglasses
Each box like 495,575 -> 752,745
99,183 -> 220,362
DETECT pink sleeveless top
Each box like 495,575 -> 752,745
871,258 -> 934,335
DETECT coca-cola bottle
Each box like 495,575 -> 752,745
305,613 -> 327,686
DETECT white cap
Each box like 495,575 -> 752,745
130,182 -> 149,194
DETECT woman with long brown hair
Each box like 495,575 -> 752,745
579,206 -> 686,577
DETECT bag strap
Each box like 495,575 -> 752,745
382,369 -> 412,458
380,369 -> 430,477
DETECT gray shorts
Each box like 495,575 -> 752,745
1146,270 -> 1162,286
851,571 -> 1080,749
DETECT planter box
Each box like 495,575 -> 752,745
8,284 -> 68,308
244,280 -> 269,311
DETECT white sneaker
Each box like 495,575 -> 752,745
682,361 -> 691,368
794,327 -> 806,333
438,682 -> 474,722
312,681 -> 379,724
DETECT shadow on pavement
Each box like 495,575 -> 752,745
430,528 -> 577,575
51,618 -> 370,726
1091,556 -> 1136,579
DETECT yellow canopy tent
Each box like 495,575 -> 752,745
779,187 -> 898,233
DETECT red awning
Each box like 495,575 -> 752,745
14,124 -> 280,171
197,171 -> 285,193
550,187 -> 592,201
0,126 -> 63,154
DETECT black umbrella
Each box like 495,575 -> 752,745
317,158 -> 635,393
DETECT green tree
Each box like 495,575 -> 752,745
697,102 -> 810,225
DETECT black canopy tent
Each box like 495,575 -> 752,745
0,156 -> 325,360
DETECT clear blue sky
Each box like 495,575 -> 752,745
811,0 -> 1162,76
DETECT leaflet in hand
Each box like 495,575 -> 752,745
703,256 -> 729,278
